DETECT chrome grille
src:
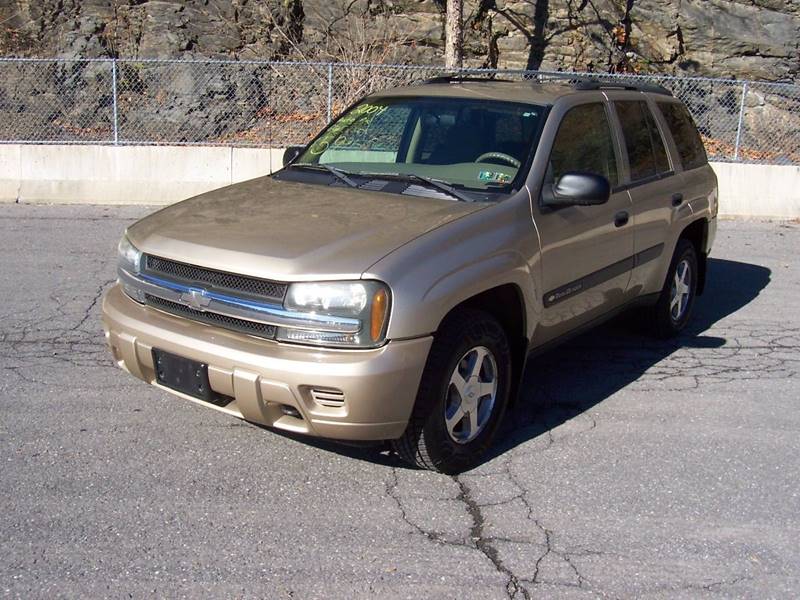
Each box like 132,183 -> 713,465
144,255 -> 287,301
145,294 -> 277,340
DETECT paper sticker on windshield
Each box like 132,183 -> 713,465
478,170 -> 511,184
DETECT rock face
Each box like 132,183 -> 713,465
489,0 -> 799,81
0,0 -> 798,81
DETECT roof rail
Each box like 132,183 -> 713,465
423,74 -> 516,85
572,78 -> 673,96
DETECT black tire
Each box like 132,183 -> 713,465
649,238 -> 698,338
391,308 -> 512,474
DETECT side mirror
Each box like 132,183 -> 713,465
541,172 -> 610,207
283,146 -> 304,167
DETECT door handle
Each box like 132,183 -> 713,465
614,211 -> 629,227
671,193 -> 684,207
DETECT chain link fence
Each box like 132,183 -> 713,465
1,57 -> 798,165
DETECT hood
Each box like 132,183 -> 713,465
127,175 -> 486,281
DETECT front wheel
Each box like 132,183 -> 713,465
648,238 -> 698,338
392,309 -> 512,473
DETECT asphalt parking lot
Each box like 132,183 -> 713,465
1,204 -> 798,598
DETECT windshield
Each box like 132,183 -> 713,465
293,96 -> 545,192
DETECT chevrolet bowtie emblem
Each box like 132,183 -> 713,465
179,289 -> 211,311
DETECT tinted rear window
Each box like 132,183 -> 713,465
658,102 -> 708,170
614,101 -> 671,182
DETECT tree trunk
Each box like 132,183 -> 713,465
445,0 -> 464,70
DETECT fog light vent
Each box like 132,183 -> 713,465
310,388 -> 346,407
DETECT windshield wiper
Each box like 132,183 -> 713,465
364,172 -> 474,203
291,163 -> 359,188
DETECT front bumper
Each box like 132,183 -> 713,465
101,285 -> 432,440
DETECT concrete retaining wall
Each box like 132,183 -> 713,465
1,144 -> 798,218
711,162 -> 800,219
0,144 -> 285,206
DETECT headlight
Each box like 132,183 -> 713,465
118,234 -> 145,303
278,280 -> 390,348
118,234 -> 142,274
286,282 -> 368,315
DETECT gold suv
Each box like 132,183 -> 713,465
102,77 -> 718,473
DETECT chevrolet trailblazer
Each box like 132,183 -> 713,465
102,77 -> 717,473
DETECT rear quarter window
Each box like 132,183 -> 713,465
658,102 -> 708,171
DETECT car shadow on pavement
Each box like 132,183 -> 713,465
485,257 -> 771,464
275,258 -> 771,471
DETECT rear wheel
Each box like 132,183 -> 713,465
392,309 -> 512,473
649,238 -> 698,338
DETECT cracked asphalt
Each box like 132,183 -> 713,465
1,204 -> 799,598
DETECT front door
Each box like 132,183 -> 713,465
532,101 -> 635,345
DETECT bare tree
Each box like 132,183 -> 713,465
262,0 -> 413,124
445,0 -> 464,70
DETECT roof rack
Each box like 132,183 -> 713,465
420,74 -> 673,96
423,74 -> 516,85
571,78 -> 673,96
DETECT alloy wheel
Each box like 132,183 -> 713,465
444,346 -> 498,444
670,259 -> 692,322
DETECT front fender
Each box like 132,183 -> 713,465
364,197 -> 541,341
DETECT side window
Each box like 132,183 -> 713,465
614,101 -> 671,182
658,102 -> 708,170
549,103 -> 619,186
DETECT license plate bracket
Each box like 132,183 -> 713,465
152,349 -> 216,402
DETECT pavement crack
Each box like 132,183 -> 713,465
386,468 -> 532,598
71,277 -> 116,333
528,520 -> 587,589
702,575 -> 753,591
384,468 -> 461,547
454,476 -> 531,600
502,461 -> 593,590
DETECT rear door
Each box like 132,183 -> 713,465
530,98 -> 634,344
608,94 -> 684,296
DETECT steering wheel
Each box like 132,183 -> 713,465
474,151 -> 521,168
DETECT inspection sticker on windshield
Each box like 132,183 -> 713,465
478,170 -> 511,184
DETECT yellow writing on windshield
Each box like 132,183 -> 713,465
308,103 -> 389,156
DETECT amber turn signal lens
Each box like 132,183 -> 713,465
370,288 -> 389,342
